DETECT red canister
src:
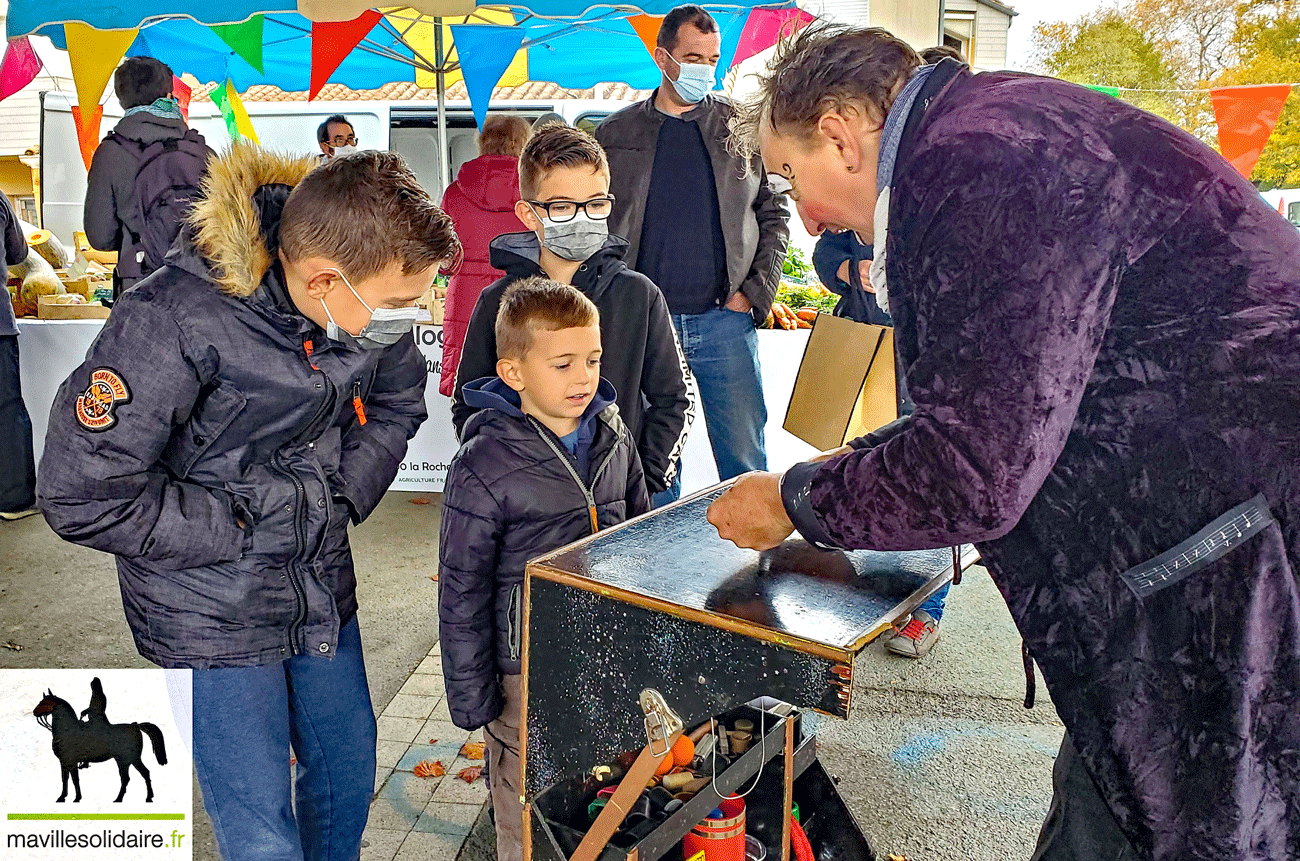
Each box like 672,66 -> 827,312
682,796 -> 746,861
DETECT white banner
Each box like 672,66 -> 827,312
392,324 -> 460,493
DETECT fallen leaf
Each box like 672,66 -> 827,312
410,498 -> 432,505
888,855 -> 907,861
413,760 -> 445,779
2,640 -> 23,652
428,738 -> 439,745
457,766 -> 484,783
460,741 -> 485,761
429,575 -> 438,582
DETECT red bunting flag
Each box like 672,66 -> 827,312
310,10 -> 382,100
0,37 -> 43,102
172,75 -> 192,121
733,8 -> 815,67
1209,84 -> 1293,179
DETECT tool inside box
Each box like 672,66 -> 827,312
529,704 -> 876,861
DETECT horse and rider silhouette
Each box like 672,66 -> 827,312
32,678 -> 167,803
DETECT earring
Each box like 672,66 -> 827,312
846,164 -> 856,172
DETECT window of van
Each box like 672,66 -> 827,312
576,113 -> 611,133
1288,201 -> 1299,227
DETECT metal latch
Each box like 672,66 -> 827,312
639,689 -> 683,758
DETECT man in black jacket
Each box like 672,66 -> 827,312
452,123 -> 692,502
84,56 -> 210,297
0,191 -> 34,520
40,147 -> 460,861
596,4 -> 788,490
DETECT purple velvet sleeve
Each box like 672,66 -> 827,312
798,131 -> 1132,550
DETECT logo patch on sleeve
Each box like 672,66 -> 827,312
75,368 -> 132,432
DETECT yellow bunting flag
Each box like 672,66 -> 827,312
64,24 -> 138,115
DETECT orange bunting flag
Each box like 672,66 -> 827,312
71,104 -> 104,171
310,10 -> 382,100
627,14 -> 662,59
1209,84 -> 1293,179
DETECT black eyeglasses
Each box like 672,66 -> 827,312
528,196 -> 615,222
328,134 -> 358,147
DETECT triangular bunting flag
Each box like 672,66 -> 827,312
211,79 -> 259,144
1,37 -> 43,102
627,14 -> 662,58
210,15 -> 265,74
1210,84 -> 1293,179
172,75 -> 192,121
310,10 -> 382,100
1087,84 -> 1120,98
732,8 -> 814,67
64,23 -> 138,114
451,25 -> 526,130
71,104 -> 104,171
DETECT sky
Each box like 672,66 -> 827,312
1004,0 -> 1111,70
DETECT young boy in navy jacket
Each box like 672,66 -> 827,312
439,277 -> 649,861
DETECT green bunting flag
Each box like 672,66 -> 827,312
210,15 -> 265,74
1087,85 -> 1120,97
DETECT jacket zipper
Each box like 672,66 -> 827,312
508,585 -> 522,662
526,416 -> 615,535
272,450 -> 310,655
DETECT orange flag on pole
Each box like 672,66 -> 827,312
1209,84 -> 1293,179
310,10 -> 382,100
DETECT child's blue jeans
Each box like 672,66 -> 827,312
191,619 -> 376,861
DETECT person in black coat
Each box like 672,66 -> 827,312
440,278 -> 649,861
0,190 -> 34,520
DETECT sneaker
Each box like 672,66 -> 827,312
885,609 -> 940,658
0,507 -> 38,522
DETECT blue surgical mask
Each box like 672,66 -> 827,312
319,268 -> 420,350
665,53 -> 716,104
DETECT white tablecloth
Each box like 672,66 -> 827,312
17,319 -> 817,493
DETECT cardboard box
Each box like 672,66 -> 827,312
37,295 -> 111,320
783,313 -> 897,450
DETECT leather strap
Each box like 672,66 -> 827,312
571,729 -> 682,861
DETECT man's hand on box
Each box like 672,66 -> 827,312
707,471 -> 793,551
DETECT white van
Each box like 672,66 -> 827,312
38,91 -> 633,246
1260,188 -> 1300,229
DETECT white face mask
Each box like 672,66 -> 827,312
663,53 -> 716,104
330,144 -> 358,159
319,268 -> 420,350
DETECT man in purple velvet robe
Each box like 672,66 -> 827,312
709,23 -> 1300,861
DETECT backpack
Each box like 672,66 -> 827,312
112,127 -> 209,279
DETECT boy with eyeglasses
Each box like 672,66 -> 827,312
451,122 -> 693,505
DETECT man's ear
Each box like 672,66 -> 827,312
515,200 -> 543,234
497,357 -> 526,392
652,46 -> 675,79
816,110 -> 865,173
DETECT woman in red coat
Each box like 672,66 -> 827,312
439,115 -> 529,396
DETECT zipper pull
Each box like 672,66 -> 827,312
303,338 -> 320,371
352,381 -> 367,426
588,504 -> 598,534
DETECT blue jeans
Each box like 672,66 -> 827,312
918,583 -> 950,623
672,308 -> 767,481
192,619 -> 377,861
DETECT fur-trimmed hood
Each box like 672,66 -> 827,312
184,142 -> 317,297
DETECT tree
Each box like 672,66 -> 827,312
1031,11 -> 1179,121
1033,0 -> 1300,188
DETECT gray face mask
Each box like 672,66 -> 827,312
538,212 -> 608,262
320,268 -> 420,350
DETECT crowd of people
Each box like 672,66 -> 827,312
3,6 -> 1297,861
